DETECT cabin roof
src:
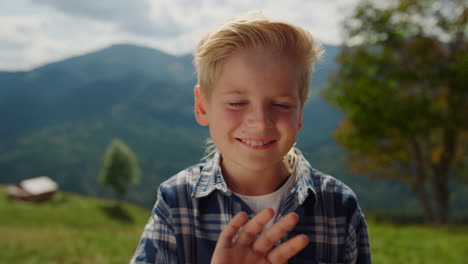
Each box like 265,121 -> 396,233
20,176 -> 58,195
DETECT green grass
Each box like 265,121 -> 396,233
0,187 -> 150,264
367,220 -> 468,264
1,186 -> 467,263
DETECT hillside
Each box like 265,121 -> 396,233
0,43 -> 466,212
0,186 -> 150,263
1,186 -> 467,264
0,44 -> 209,208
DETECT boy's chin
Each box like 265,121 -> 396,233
225,155 -> 286,171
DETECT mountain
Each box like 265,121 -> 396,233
1,43 -> 465,211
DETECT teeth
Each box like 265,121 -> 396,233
240,139 -> 271,147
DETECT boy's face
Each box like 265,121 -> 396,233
195,47 -> 303,173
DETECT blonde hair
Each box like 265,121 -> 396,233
194,12 -> 324,107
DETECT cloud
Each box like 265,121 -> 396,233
0,14 -> 124,70
31,0 -> 183,37
1,0 -> 358,70
0,16 -> 46,69
29,0 -> 355,43
142,0 -> 355,53
145,0 -> 356,45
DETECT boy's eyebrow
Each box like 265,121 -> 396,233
220,90 -> 245,95
220,90 -> 298,99
222,89 -> 245,94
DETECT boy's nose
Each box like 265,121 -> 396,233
246,106 -> 273,128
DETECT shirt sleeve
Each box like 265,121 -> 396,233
130,194 -> 178,264
344,209 -> 371,264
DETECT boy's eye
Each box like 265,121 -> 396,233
273,103 -> 291,109
228,102 -> 246,107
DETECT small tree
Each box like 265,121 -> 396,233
99,138 -> 140,205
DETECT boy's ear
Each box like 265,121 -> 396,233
194,85 -> 209,126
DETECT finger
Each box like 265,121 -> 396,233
215,211 -> 248,249
234,208 -> 275,247
267,234 -> 309,264
252,212 -> 299,255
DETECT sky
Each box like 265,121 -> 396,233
0,0 -> 357,71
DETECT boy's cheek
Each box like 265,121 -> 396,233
213,109 -> 241,121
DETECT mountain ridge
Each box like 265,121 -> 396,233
2,42 -> 464,211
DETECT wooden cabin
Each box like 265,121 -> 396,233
7,176 -> 58,202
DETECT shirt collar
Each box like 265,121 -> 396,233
293,148 -> 318,205
192,151 -> 231,198
192,147 -> 317,204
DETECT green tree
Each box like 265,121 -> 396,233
324,0 -> 467,224
99,138 -> 140,205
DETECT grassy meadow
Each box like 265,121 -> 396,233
368,217 -> 468,263
1,186 -> 467,263
0,187 -> 149,264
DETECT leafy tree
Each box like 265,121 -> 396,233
99,138 -> 140,204
324,0 -> 467,223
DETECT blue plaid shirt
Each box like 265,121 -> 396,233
131,148 -> 371,263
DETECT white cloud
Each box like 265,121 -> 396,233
142,0 -> 356,54
31,0 -> 183,37
0,14 -> 122,70
0,16 -> 47,70
0,0 -> 358,70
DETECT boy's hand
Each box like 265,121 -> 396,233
211,208 -> 309,264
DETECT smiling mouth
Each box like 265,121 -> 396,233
236,138 -> 276,147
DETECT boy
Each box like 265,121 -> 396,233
131,13 -> 370,264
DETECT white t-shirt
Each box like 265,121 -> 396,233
234,170 -> 296,229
